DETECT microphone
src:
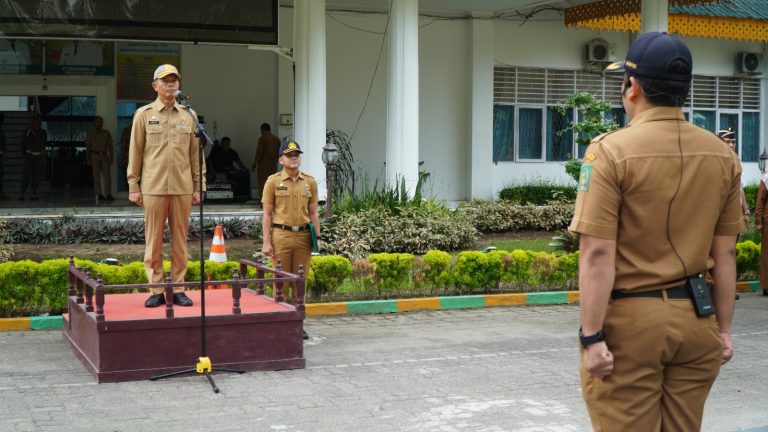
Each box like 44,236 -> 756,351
175,90 -> 190,104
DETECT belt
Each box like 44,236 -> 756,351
25,150 -> 42,156
611,285 -> 691,300
90,151 -> 107,155
272,223 -> 309,232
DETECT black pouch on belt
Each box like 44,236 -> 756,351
686,275 -> 715,317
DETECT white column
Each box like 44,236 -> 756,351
641,0 -> 669,33
386,0 -> 419,193
469,16 -> 494,200
294,0 -> 327,197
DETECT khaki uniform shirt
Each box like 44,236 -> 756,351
262,170 -> 318,226
127,99 -> 205,195
569,107 -> 744,292
22,128 -> 46,153
85,129 -> 113,154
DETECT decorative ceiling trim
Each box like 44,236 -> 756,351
566,12 -> 768,42
565,0 -> 721,27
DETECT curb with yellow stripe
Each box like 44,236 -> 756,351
1,282 -> 761,331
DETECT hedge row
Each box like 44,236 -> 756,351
2,241 -> 760,317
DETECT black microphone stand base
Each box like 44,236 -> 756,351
149,357 -> 245,393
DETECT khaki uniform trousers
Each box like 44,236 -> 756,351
143,194 -> 192,294
21,154 -> 42,194
272,228 -> 311,304
580,296 -> 722,432
90,153 -> 111,196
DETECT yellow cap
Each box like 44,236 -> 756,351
153,64 -> 180,80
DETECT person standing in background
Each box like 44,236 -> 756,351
0,113 -> 7,200
85,115 -> 114,201
20,116 -> 46,201
252,123 -> 281,198
752,174 -> 768,297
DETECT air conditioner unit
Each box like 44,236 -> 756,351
585,39 -> 615,63
737,52 -> 763,74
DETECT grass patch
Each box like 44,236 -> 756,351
482,239 -> 551,252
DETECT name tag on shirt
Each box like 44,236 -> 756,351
148,120 -> 160,125
276,186 -> 288,191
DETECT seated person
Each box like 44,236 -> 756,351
207,136 -> 247,175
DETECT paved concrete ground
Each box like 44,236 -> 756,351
0,293 -> 766,432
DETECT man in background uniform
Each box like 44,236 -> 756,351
571,32 -> 743,431
85,115 -> 114,201
252,123 -> 281,197
20,116 -> 46,201
0,113 -> 7,199
128,64 -> 204,308
261,140 -> 320,340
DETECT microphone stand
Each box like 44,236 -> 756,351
149,96 -> 244,393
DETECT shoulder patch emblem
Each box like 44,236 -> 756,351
584,153 -> 597,162
578,165 -> 592,191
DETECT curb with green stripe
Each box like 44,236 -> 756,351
0,281 -> 761,331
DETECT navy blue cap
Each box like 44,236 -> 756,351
606,32 -> 692,82
278,140 -> 303,156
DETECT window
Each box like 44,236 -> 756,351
493,67 -> 624,162
687,75 -> 761,161
493,105 -> 514,162
494,67 -> 762,163
518,108 -> 543,160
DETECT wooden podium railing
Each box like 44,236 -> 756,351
67,257 -> 306,321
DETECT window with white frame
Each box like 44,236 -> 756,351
493,66 -> 762,162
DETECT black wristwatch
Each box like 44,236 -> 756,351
579,327 -> 606,349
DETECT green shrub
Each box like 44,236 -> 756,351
423,250 -> 453,288
736,241 -> 760,280
0,219 -> 13,263
308,255 -> 352,298
499,184 -> 576,204
459,200 -> 574,233
452,251 -> 505,291
368,253 -> 414,290
0,216 -> 260,244
322,202 -> 477,258
745,183 -> 757,213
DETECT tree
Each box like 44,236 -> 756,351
557,92 -> 621,183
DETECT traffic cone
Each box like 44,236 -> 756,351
209,225 -> 227,262
209,225 -> 228,289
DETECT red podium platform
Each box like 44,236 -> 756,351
63,259 -> 306,383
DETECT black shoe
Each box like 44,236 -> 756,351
106,195 -> 115,201
735,294 -> 740,300
144,293 -> 165,308
18,196 -> 24,201
97,195 -> 107,201
763,289 -> 768,297
30,195 -> 38,201
173,292 -> 193,306
302,330 -> 310,340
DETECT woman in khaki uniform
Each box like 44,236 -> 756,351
753,176 -> 768,296
261,140 -> 320,339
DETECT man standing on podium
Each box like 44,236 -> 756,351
127,64 -> 205,308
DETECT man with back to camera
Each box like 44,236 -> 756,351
127,64 -> 205,308
571,32 -> 743,431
